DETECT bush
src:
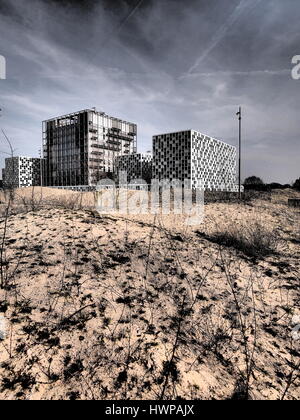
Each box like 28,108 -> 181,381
293,178 -> 300,191
244,176 -> 264,186
267,183 -> 291,190
243,176 -> 267,192
244,184 -> 270,192
208,221 -> 278,259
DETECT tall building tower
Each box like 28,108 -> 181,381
153,130 -> 239,192
43,109 -> 137,187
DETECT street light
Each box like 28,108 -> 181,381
39,148 -> 43,187
236,107 -> 242,199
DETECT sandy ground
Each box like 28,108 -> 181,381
0,187 -> 299,400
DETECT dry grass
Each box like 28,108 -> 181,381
0,187 -> 96,215
203,220 -> 279,259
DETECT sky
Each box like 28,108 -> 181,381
0,0 -> 299,184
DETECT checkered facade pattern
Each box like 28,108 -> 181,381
115,153 -> 153,184
153,130 -> 240,192
2,157 -> 42,188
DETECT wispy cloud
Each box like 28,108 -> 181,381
181,69 -> 291,80
0,0 -> 299,184
186,0 -> 262,75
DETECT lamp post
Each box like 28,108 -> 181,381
236,107 -> 242,199
39,148 -> 43,187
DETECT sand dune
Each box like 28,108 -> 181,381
0,188 -> 299,400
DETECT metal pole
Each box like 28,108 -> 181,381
39,148 -> 43,187
238,106 -> 242,199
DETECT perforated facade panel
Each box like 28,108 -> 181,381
153,130 -> 240,192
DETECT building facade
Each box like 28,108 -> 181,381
2,156 -> 42,188
153,130 -> 239,191
115,153 -> 152,184
43,109 -> 137,187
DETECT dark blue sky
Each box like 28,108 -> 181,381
0,0 -> 299,183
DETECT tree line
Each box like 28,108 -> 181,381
244,176 -> 300,191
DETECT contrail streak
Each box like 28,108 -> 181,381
116,0 -> 144,35
186,0 -> 261,75
101,0 -> 144,47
